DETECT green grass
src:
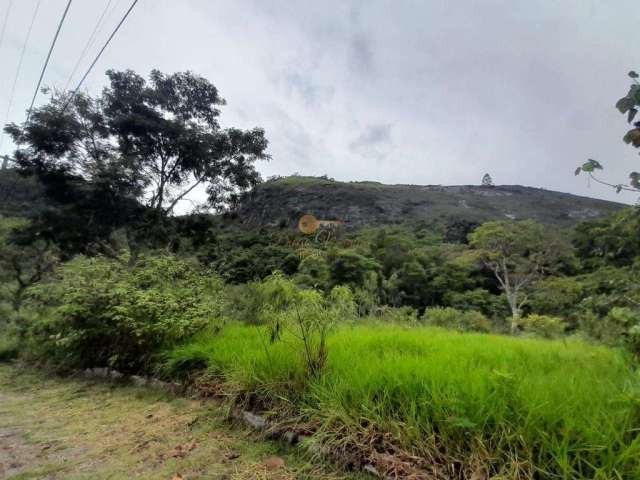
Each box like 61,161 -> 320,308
268,176 -> 339,186
165,323 -> 640,479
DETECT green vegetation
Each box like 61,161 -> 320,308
2,198 -> 640,477
164,323 -> 640,478
1,67 -> 640,478
23,254 -> 224,373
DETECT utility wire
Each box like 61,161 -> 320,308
26,0 -> 73,124
0,0 -> 12,53
62,0 -> 116,92
0,0 -> 42,151
64,0 -> 139,111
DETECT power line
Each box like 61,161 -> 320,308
63,0 -> 116,92
26,0 -> 73,124
64,0 -> 139,110
0,0 -> 42,151
0,0 -> 12,53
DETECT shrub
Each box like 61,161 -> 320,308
257,273 -> 356,377
443,288 -> 509,319
519,314 -> 567,338
26,254 -> 224,373
606,307 -> 640,355
0,332 -> 19,362
375,305 -> 419,324
224,283 -> 264,325
528,277 -> 584,318
294,254 -> 330,290
421,307 -> 491,332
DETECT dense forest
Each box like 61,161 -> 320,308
2,69 -> 640,479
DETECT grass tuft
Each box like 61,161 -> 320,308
165,323 -> 640,478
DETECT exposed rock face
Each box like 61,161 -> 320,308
237,177 -> 625,230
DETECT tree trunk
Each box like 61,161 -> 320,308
506,293 -> 520,335
12,285 -> 26,312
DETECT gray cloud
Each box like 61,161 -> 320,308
0,0 -> 638,210
281,70 -> 334,106
348,32 -> 374,75
349,124 -> 392,162
350,123 -> 392,150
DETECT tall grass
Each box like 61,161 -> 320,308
164,324 -> 640,478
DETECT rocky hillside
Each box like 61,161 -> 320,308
0,169 -> 48,218
237,176 -> 626,230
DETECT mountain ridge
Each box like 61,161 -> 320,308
237,176 -> 626,231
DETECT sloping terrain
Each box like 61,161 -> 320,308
237,176 -> 625,230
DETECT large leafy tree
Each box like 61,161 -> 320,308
469,220 -> 569,333
5,90 -> 143,256
5,69 -> 268,252
103,70 -> 269,216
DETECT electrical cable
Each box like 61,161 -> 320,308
62,0 -> 116,92
0,0 -> 42,150
26,0 -> 73,124
63,0 -> 139,111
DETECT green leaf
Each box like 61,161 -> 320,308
574,166 -> 582,176
581,159 -> 603,172
616,97 -> 634,114
629,108 -> 638,124
623,128 -> 640,147
616,185 -> 622,193
630,71 -> 639,79
630,172 -> 640,189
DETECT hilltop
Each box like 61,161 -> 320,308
1,170 -> 626,232
237,175 -> 625,230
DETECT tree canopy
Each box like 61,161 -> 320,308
469,220 -> 569,332
5,69 -> 269,252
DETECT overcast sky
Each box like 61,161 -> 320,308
1,0 -> 638,207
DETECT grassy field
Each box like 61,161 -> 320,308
165,324 -> 640,479
0,365 -> 361,480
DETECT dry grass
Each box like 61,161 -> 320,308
0,364 -> 361,480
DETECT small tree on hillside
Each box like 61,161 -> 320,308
481,173 -> 494,187
469,220 -> 568,334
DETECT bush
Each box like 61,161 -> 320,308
0,332 -> 19,362
528,277 -> 584,318
255,273 -> 356,377
375,305 -> 419,324
421,307 -> 491,332
606,307 -> 640,355
443,288 -> 509,319
224,283 -> 264,325
26,254 -> 224,373
519,314 -> 567,339
294,254 -> 330,290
